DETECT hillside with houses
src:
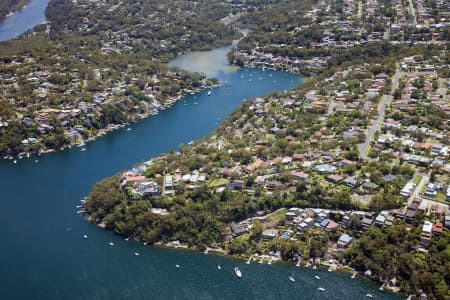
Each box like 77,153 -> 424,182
85,49 -> 450,298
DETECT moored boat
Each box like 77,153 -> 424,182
234,267 -> 242,278
289,276 -> 295,282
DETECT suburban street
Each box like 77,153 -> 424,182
358,68 -> 402,160
408,172 -> 430,206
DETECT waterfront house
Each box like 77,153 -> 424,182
262,228 -> 279,239
337,234 -> 353,248
230,222 -> 247,237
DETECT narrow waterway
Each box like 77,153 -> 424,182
0,3 -> 400,299
0,0 -> 48,41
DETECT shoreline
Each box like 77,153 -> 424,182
88,216 -> 401,297
3,82 -> 219,162
0,0 -> 31,22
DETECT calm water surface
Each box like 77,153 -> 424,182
0,0 -> 48,41
0,4 -> 400,300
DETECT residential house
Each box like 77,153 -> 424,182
326,174 -> 344,184
420,221 -> 433,246
362,216 -> 373,230
228,180 -> 244,191
230,222 -> 247,237
337,233 -> 353,248
262,228 -> 279,239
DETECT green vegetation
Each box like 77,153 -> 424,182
347,223 -> 450,299
0,0 -> 29,20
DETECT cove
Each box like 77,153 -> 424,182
0,0 -> 48,42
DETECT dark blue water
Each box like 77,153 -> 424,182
0,0 -> 48,41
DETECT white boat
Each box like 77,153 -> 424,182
126,128 -> 132,132
35,159 -> 38,163
351,271 -> 357,278
134,252 -> 139,256
318,287 -> 325,291
176,264 -> 180,268
80,148 -> 86,152
83,235 -> 88,239
234,267 -> 242,278
366,294 -> 373,298
312,265 -> 317,270
315,275 -> 321,280
217,265 -> 221,270
207,90 -> 212,96
289,276 -> 295,282
13,160 -> 17,164
109,242 -> 114,246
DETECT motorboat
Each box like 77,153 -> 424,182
234,267 -> 242,278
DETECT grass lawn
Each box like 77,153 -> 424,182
206,178 -> 229,188
263,208 -> 287,227
413,174 -> 423,185
420,192 -> 449,204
